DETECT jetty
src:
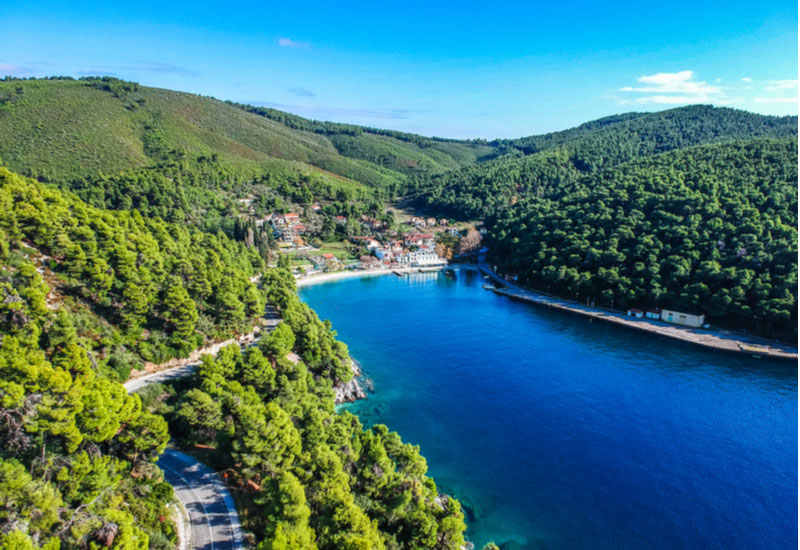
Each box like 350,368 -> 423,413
478,263 -> 797,362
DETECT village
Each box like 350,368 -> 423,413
262,206 -> 466,277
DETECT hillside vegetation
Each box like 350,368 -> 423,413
0,77 -> 494,193
410,105 -> 798,219
488,139 -> 798,340
0,166 -> 267,378
0,75 -> 797,549
145,270 -> 467,550
0,166 -> 468,549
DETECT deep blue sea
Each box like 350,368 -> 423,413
299,268 -> 797,550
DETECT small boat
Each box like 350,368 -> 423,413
482,284 -> 496,290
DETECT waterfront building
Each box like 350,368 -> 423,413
661,309 -> 705,328
408,249 -> 446,267
645,308 -> 661,320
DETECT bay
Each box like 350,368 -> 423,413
299,268 -> 797,549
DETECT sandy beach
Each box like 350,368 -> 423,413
296,267 -> 421,288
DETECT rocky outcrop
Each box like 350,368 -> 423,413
334,360 -> 367,404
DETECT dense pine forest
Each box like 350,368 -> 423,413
402,106 -> 798,340
0,76 -> 797,550
487,140 -> 798,340
0,168 -> 466,549
407,105 -> 797,219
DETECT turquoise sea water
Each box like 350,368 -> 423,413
299,268 -> 797,549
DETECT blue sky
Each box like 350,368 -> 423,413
2,1 -> 797,138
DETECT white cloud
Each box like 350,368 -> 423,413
278,37 -> 310,49
753,79 -> 798,105
615,72 -> 797,112
288,87 -> 315,97
250,101 -> 419,121
618,70 -> 725,105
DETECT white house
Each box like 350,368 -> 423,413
408,249 -> 446,267
661,309 -> 705,328
404,233 -> 435,249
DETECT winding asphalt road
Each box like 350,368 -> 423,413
124,304 -> 282,549
158,449 -> 245,550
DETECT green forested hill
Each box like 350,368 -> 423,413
0,77 -> 494,192
410,105 -> 798,219
0,166 -> 468,549
1,75 -> 797,549
501,105 -> 797,165
237,103 -> 498,175
487,139 -> 798,339
0,166 -> 267,378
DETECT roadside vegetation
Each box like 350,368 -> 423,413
142,270 -> 467,550
0,76 -> 796,550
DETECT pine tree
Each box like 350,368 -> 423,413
162,275 -> 198,343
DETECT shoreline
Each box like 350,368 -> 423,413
476,263 -> 798,362
296,267 -> 440,288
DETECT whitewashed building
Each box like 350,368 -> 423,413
661,309 -> 705,328
408,249 -> 446,267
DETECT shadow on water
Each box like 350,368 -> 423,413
515,302 -> 796,384
449,267 -> 796,385
301,268 -> 798,550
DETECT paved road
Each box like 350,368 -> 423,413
124,364 -> 198,393
124,304 -> 282,393
125,304 -> 283,549
158,449 -> 244,550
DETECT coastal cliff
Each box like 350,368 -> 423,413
334,359 -> 367,404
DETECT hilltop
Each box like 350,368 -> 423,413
0,77 -> 494,191
409,105 -> 798,218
